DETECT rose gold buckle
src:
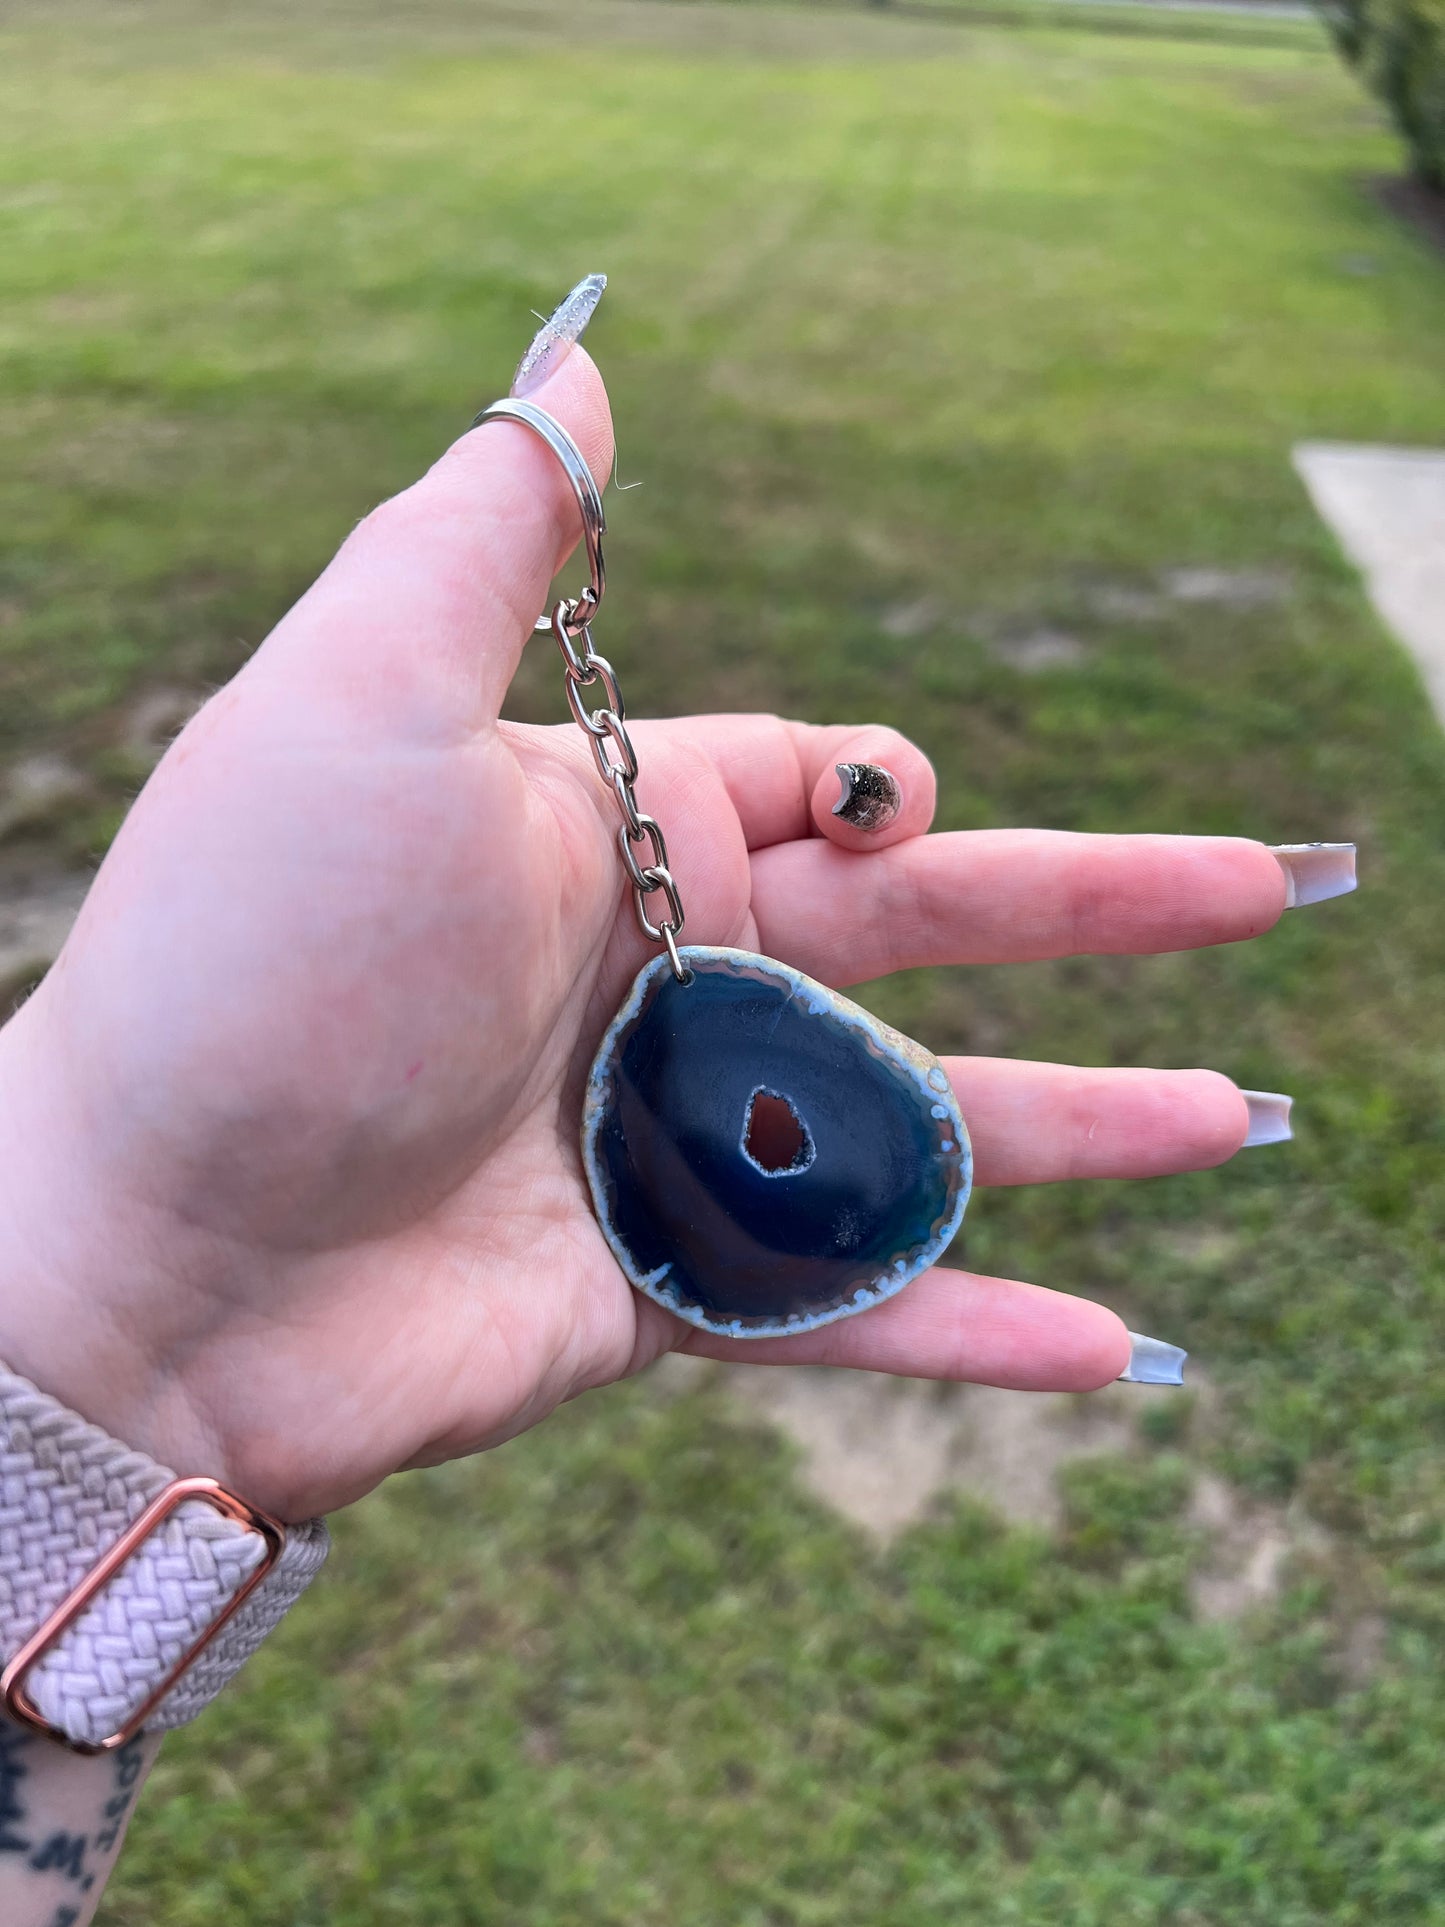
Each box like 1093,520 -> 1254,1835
0,1475 -> 285,1754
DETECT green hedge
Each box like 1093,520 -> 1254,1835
1320,0 -> 1445,186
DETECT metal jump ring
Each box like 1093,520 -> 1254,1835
633,866 -> 685,943
618,815 -> 670,892
473,399 -> 605,633
565,655 -> 625,738
589,710 -> 638,787
610,766 -> 645,839
659,924 -> 691,984
550,600 -> 591,681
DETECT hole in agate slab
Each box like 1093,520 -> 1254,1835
742,1088 -> 815,1176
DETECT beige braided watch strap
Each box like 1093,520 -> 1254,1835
0,1360 -> 328,1750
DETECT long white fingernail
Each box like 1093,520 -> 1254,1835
511,273 -> 607,398
1242,1089 -> 1293,1147
1269,843 -> 1356,909
1118,1332 -> 1187,1385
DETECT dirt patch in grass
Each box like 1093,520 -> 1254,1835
654,1357 -> 1374,1648
0,868 -> 89,1007
659,1354 -> 1325,1623
1161,565 -> 1292,607
727,1365 -> 1142,1538
991,626 -> 1090,672
0,753 -> 87,840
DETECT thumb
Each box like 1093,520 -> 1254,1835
263,296 -> 616,729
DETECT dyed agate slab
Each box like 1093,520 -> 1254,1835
582,947 -> 971,1337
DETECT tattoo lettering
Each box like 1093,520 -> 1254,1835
94,1737 -> 145,1856
30,1831 -> 89,1883
0,1724 -> 31,1854
0,1728 -> 149,1927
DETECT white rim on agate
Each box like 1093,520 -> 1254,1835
580,946 -> 973,1339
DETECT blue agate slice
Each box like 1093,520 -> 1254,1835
582,947 -> 971,1338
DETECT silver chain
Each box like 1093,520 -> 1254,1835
473,398 -> 690,984
548,594 -> 690,983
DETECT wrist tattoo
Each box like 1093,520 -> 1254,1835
0,1725 -> 32,1854
30,1833 -> 90,1886
94,1738 -> 145,1856
0,1724 -> 148,1927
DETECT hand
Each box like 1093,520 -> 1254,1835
0,348 -> 1300,1522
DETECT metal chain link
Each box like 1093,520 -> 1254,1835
471,399 -> 691,986
548,598 -> 691,983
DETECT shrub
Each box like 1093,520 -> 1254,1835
1320,0 -> 1445,187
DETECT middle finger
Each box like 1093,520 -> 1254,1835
750,828 -> 1288,983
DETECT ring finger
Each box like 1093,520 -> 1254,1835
949,1058 -> 1283,1185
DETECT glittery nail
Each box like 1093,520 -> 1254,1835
1269,843 -> 1357,909
511,273 -> 607,398
832,763 -> 903,833
1117,1332 -> 1188,1386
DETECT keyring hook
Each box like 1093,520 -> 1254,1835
472,398 -> 606,633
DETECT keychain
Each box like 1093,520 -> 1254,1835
474,399 -> 971,1340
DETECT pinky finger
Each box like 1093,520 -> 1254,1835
675,1267 -> 1131,1392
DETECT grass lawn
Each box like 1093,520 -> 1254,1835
3,0 -> 1445,1919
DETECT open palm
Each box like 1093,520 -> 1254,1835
0,349 -> 1297,1523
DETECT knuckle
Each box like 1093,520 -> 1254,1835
345,482 -> 426,556
1058,1073 -> 1104,1179
877,849 -> 934,974
1062,869 -> 1115,953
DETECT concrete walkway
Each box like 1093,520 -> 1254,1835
1294,443 -> 1445,724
